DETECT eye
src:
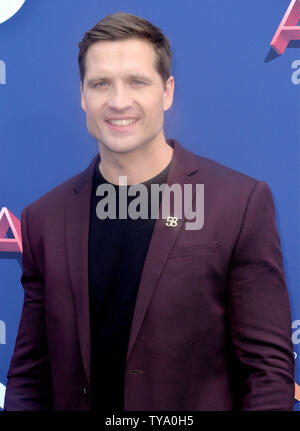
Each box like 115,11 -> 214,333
94,81 -> 109,87
131,79 -> 145,85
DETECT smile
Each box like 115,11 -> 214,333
107,118 -> 138,126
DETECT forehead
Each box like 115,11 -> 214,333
84,38 -> 158,76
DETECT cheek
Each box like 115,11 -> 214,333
85,102 -> 105,125
84,102 -> 102,130
84,91 -> 105,113
145,93 -> 164,117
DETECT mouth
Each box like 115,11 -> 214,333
105,117 -> 139,132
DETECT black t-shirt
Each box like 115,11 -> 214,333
88,154 -> 171,411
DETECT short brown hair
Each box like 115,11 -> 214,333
78,12 -> 172,86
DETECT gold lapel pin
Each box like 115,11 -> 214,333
165,216 -> 178,227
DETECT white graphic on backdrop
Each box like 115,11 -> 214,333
0,0 -> 26,25
0,320 -> 6,409
0,60 -> 6,85
291,60 -> 300,85
0,321 -> 6,344
0,383 -> 5,410
292,320 -> 300,344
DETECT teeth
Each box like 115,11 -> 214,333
108,118 -> 137,126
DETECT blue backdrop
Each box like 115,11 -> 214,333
0,0 -> 299,410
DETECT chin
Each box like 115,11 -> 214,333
101,139 -> 144,155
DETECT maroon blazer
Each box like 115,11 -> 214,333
4,139 -> 295,410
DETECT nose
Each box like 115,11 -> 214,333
107,82 -> 133,111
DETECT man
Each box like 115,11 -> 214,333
4,12 -> 295,411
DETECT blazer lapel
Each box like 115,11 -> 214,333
126,139 -> 199,361
65,154 -> 99,384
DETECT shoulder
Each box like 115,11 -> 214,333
22,154 -> 97,219
172,138 -> 274,204
194,153 -> 258,186
23,173 -> 80,217
191,152 -> 275,210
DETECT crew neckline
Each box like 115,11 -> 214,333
95,157 -> 172,187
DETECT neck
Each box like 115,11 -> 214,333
97,135 -> 173,185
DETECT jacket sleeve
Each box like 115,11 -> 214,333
3,206 -> 52,410
228,180 -> 295,410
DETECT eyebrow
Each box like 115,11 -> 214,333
86,74 -> 153,87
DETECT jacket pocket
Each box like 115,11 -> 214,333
168,240 -> 218,259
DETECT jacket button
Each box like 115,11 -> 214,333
82,387 -> 89,399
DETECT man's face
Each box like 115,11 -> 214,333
80,38 -> 174,155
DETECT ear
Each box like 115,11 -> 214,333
80,83 -> 87,112
163,75 -> 175,111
